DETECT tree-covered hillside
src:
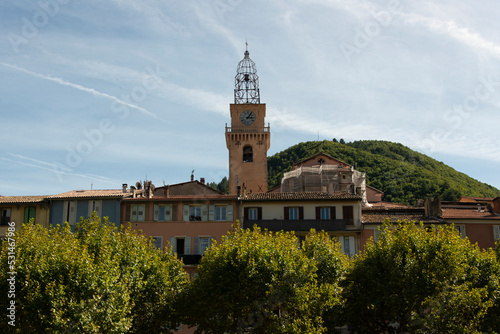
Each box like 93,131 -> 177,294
268,140 -> 499,204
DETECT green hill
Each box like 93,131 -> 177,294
267,140 -> 499,204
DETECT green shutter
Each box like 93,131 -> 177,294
227,204 -> 233,221
201,205 -> 208,221
183,205 -> 190,221
209,205 -> 215,221
170,237 -> 176,255
194,237 -> 200,255
185,237 -> 191,255
153,204 -> 159,221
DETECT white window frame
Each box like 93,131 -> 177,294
215,205 -> 227,221
199,237 -> 211,254
190,205 -> 202,221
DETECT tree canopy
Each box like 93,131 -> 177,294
267,140 -> 499,204
0,214 -> 189,334
341,221 -> 500,333
179,227 -> 347,333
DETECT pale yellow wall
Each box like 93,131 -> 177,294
0,204 -> 50,237
242,200 -> 362,226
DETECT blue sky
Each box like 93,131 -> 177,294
1,0 -> 499,196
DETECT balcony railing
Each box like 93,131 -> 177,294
243,219 -> 355,232
225,126 -> 270,133
178,254 -> 202,265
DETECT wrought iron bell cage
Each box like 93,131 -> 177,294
234,50 -> 260,104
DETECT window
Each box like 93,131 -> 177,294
338,235 -> 356,257
170,237 -> 192,255
1,208 -> 11,226
243,145 -> 253,162
88,200 -> 102,218
24,206 -> 36,224
343,205 -> 354,225
184,205 -> 208,221
131,204 -> 145,222
200,237 -> 210,254
63,201 -> 77,225
151,236 -> 163,250
194,236 -> 214,255
154,204 -> 172,221
284,206 -> 303,220
455,225 -> 466,238
289,207 -> 299,220
215,206 -> 227,221
320,207 -> 330,220
248,208 -> 258,220
190,206 -> 202,221
316,207 -> 336,220
494,226 -> 500,241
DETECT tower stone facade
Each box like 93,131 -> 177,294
225,49 -> 270,195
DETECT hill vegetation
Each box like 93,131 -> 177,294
268,140 -> 499,204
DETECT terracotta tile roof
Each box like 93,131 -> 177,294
123,195 -> 237,201
441,208 -> 500,220
0,195 -> 48,204
50,189 -> 131,199
241,191 -> 362,201
362,207 -> 442,224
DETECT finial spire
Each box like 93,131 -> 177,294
234,45 -> 260,104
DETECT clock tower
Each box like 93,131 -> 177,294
226,48 -> 270,195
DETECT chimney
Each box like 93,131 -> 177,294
425,196 -> 442,217
122,183 -> 127,193
191,173 -> 194,182
200,177 -> 205,184
164,185 -> 169,197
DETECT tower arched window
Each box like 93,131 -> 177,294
243,146 -> 253,162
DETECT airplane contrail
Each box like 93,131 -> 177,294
0,62 -> 160,120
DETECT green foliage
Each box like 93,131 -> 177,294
341,221 -> 500,333
0,214 -> 188,334
268,140 -> 499,204
179,227 -> 347,333
207,176 -> 229,194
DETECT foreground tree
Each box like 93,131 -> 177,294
342,221 -> 500,333
301,230 -> 347,332
0,214 -> 188,334
180,227 -> 346,333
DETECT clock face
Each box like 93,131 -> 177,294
240,110 -> 256,125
